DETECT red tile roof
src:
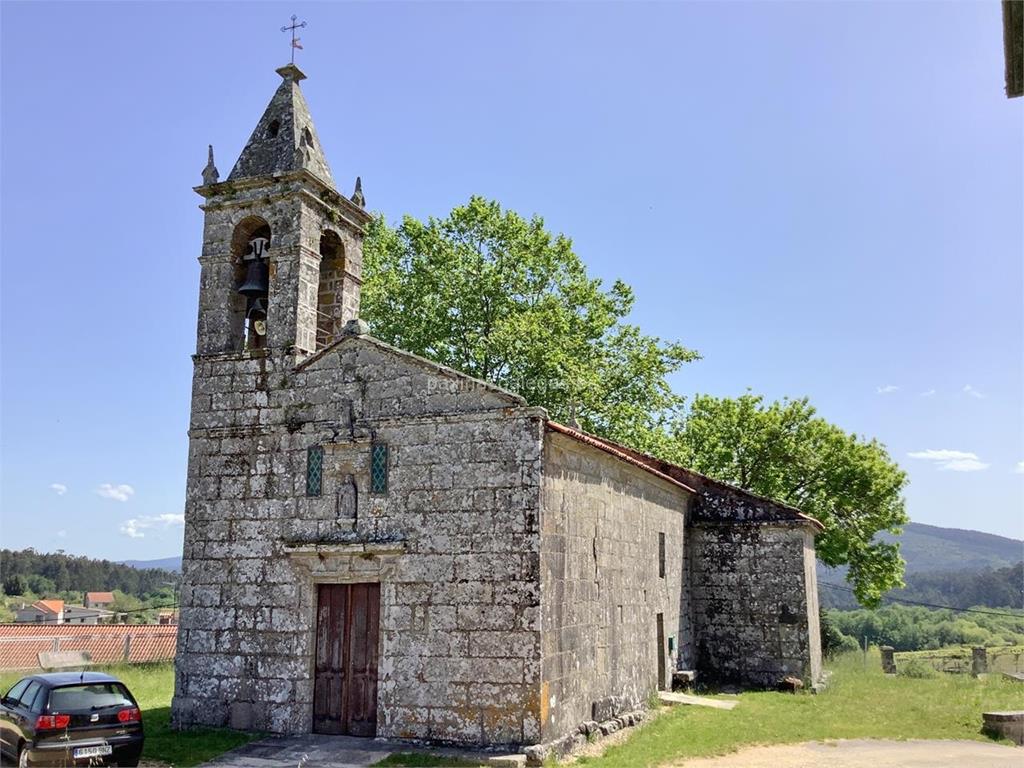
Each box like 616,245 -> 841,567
84,592 -> 115,603
547,421 -> 697,493
0,624 -> 177,671
547,420 -> 824,530
32,600 -> 64,614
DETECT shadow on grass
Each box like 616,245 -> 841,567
142,707 -> 261,767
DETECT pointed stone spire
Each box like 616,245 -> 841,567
227,64 -> 335,186
201,145 -> 219,185
351,176 -> 365,208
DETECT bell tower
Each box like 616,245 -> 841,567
193,64 -> 370,359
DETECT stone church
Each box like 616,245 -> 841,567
172,64 -> 823,751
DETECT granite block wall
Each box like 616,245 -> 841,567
194,174 -> 365,359
538,432 -> 691,743
172,336 -> 548,745
688,523 -> 821,687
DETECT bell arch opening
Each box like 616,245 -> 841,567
231,217 -> 272,352
316,230 -> 345,350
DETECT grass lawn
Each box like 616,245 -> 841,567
4,650 -> 1021,767
576,651 -> 1024,767
1,663 -> 257,767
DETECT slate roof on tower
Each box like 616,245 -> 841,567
228,64 -> 335,186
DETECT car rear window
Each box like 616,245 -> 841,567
48,684 -> 134,712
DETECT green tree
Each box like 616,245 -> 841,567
819,608 -> 859,656
3,574 -> 26,596
672,392 -> 909,606
110,590 -> 143,622
361,197 -> 698,450
362,199 -> 909,606
25,575 -> 55,596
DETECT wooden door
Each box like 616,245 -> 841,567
656,612 -> 666,691
313,583 -> 380,736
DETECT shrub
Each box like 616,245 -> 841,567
820,609 -> 859,657
898,658 -> 938,678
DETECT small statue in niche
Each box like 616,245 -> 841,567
337,474 -> 358,521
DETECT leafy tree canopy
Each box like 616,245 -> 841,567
671,393 -> 909,606
361,197 -> 698,449
362,198 -> 909,606
828,603 -> 1024,652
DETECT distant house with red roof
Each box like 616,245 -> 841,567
12,599 -> 112,626
83,591 -> 115,609
14,600 -> 64,624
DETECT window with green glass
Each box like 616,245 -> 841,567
370,443 -> 389,494
306,445 -> 323,497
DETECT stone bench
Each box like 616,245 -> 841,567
672,669 -> 697,690
982,711 -> 1024,745
38,650 -> 93,670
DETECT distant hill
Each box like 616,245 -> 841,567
878,522 -> 1022,574
119,557 -> 183,571
820,522 -> 1023,609
1,549 -> 180,598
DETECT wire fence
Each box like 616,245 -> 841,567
891,644 -> 1024,676
0,625 -> 177,671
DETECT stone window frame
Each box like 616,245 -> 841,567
283,542 -> 406,734
306,445 -> 324,497
370,442 -> 389,495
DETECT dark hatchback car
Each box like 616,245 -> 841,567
0,672 -> 143,767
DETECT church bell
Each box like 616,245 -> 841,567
238,259 -> 269,298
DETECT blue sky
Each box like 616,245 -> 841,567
1,1 -> 1021,561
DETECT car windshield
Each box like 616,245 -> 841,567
48,683 -> 133,712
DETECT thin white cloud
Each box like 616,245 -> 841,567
962,384 -> 985,399
908,449 -> 977,461
919,389 -> 936,397
908,449 -> 989,472
1015,461 -> 1024,475
120,520 -> 144,539
939,458 -> 990,472
49,483 -> 67,496
119,513 -> 184,539
876,385 -> 899,394
97,483 -> 135,502
56,530 -> 67,538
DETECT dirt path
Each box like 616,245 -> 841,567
669,739 -> 1020,768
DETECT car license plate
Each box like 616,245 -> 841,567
73,744 -> 113,759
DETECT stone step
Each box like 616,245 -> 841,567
982,711 -> 1024,746
658,691 -> 737,710
486,755 -> 526,768
672,669 -> 697,689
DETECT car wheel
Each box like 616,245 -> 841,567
16,743 -> 28,768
